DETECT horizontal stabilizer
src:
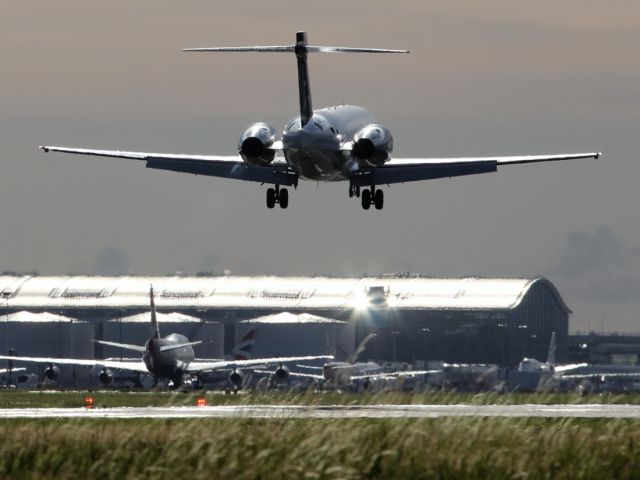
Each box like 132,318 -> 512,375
159,340 -> 211,353
183,46 -> 408,54
95,340 -> 146,353
184,31 -> 407,128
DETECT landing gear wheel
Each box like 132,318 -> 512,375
279,188 -> 289,209
266,188 -> 276,208
374,189 -> 384,210
361,189 -> 371,210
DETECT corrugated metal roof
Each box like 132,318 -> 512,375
108,312 -> 212,323
5,311 -> 83,323
240,312 -> 346,324
0,275 -> 570,312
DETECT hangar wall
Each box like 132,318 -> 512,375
0,275 -> 570,367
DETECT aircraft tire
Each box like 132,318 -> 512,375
361,189 -> 371,209
280,188 -> 289,209
374,189 -> 384,210
266,188 -> 276,208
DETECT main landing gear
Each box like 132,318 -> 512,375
355,184 -> 384,210
266,185 -> 289,209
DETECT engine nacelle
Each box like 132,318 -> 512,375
44,364 -> 60,381
229,369 -> 243,388
98,368 -> 114,386
238,122 -> 277,166
273,365 -> 289,382
351,123 -> 393,167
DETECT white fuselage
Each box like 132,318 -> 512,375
282,105 -> 377,181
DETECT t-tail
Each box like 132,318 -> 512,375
183,31 -> 408,127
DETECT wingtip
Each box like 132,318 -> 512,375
39,146 -> 49,153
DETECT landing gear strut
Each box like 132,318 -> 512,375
266,185 -> 289,209
360,185 -> 384,210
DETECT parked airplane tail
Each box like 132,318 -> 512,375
149,285 -> 160,340
547,331 -> 557,366
232,328 -> 258,361
183,31 -> 408,127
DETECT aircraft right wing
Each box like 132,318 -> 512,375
351,152 -> 601,186
40,146 -> 298,187
350,369 -> 441,381
255,369 -> 324,380
0,355 -> 149,373
187,354 -> 333,373
560,372 -> 640,380
553,363 -> 589,374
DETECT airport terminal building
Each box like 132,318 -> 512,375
0,275 -> 570,367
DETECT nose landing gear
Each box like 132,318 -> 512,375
266,185 -> 289,209
356,184 -> 384,210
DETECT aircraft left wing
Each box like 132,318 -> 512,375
0,367 -> 26,374
187,354 -> 333,373
0,355 -> 149,373
40,146 -> 298,187
351,152 -> 601,186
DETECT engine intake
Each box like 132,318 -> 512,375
351,123 -> 393,167
44,364 -> 60,381
98,368 -> 114,386
229,370 -> 243,388
273,365 -> 289,382
238,122 -> 277,166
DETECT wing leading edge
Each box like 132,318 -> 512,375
40,146 -> 298,187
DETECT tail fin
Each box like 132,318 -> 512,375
232,328 -> 258,361
149,285 -> 160,340
183,31 -> 408,127
546,331 -> 557,366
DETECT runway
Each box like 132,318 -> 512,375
1,403 -> 640,419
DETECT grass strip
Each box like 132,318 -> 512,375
0,417 -> 639,479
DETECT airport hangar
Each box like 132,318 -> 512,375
0,275 -> 570,367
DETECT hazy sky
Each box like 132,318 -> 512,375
1,1 -> 639,332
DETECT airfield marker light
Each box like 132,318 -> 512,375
84,395 -> 95,409
196,397 -> 208,407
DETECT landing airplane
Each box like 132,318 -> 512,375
0,287 -> 332,388
40,31 -> 600,210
